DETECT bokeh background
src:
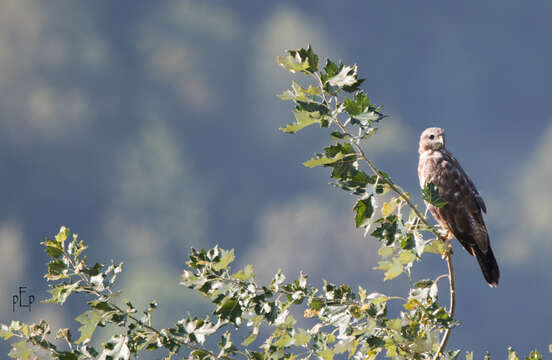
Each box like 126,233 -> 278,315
1,0 -> 552,357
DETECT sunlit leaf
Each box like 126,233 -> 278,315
398,251 -> 416,265
424,239 -> 447,255
378,245 -> 395,259
526,350 -> 542,360
280,110 -> 328,134
213,249 -> 235,271
327,64 -> 358,88
75,310 -> 102,344
318,349 -> 335,360
303,152 -> 346,168
8,340 -> 31,360
277,53 -> 309,73
508,347 -> 519,360
232,264 -> 255,281
381,201 -> 396,217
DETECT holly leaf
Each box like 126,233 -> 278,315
277,46 -> 319,74
422,182 -> 448,208
327,64 -> 359,88
303,152 -> 346,168
344,92 -> 370,116
213,249 -> 235,271
280,110 -> 329,134
277,53 -> 309,73
353,196 -> 374,228
75,310 -> 102,344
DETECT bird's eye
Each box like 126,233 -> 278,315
429,134 -> 435,140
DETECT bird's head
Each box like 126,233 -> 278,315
418,127 -> 445,153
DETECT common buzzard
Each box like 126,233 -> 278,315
418,127 -> 499,286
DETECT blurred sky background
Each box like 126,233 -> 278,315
1,0 -> 552,358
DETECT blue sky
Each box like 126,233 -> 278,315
1,1 -> 552,358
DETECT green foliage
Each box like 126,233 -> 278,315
422,182 -> 448,208
1,45 -> 548,360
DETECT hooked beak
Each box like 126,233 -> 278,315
433,135 -> 444,150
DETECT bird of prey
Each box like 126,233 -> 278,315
418,127 -> 499,286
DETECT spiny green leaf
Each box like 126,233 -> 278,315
43,239 -> 64,259
213,249 -> 235,271
43,281 -> 81,305
327,64 -> 359,88
277,53 -> 309,73
215,299 -> 242,324
75,310 -> 103,344
294,329 -> 311,347
277,81 -> 321,102
273,334 -> 292,347
398,251 -> 416,265
46,259 -> 68,279
322,59 -> 339,79
525,350 -> 542,360
330,131 -> 351,140
422,182 -> 448,208
378,244 -> 395,258
278,46 -> 319,74
303,152 -> 346,168
508,347 -> 520,360
353,196 -> 374,228
375,257 -> 403,281
232,264 -> 255,281
279,110 -> 328,134
371,216 -> 398,245
55,226 -> 70,244
353,110 -> 383,123
424,239 -> 447,255
381,201 -> 396,217
291,45 -> 319,73
318,348 -> 335,360
414,279 -> 434,288
344,92 -> 370,116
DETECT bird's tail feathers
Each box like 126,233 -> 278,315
473,246 -> 500,287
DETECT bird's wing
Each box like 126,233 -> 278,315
446,152 -> 487,213
428,150 -> 490,253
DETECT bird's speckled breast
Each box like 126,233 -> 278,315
418,149 -> 468,203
